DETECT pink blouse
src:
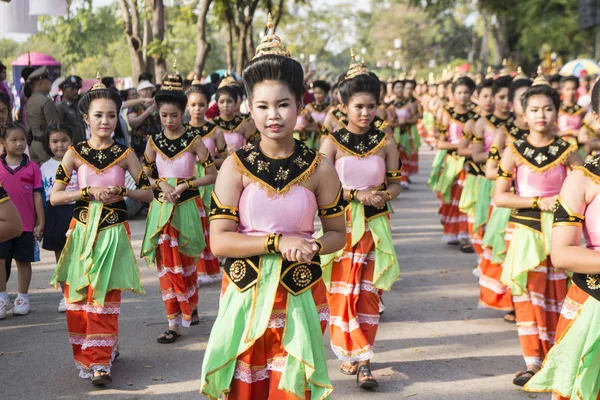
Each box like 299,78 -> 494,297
335,155 -> 386,190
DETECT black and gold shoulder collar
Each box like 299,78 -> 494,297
233,139 -> 321,196
371,116 -> 389,131
311,102 -> 330,112
504,120 -> 528,141
573,154 -> 600,184
331,107 -> 347,121
486,114 -> 511,130
188,122 -> 217,139
449,108 -> 479,125
329,127 -> 387,157
72,141 -> 131,172
560,103 -> 584,116
393,97 -> 410,109
150,127 -> 199,160
241,113 -> 251,121
213,115 -> 245,132
511,136 -> 575,172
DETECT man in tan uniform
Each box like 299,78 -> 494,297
25,67 -> 58,164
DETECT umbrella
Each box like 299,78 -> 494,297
559,59 -> 600,77
204,69 -> 241,83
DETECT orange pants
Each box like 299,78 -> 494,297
225,281 -> 329,400
478,247 -> 513,310
439,170 -> 469,243
328,223 -> 382,362
65,284 -> 120,378
196,208 -> 221,285
512,256 -> 568,367
467,217 -> 484,257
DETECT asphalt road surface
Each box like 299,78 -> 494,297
1,149 -> 538,400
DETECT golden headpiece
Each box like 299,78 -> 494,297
345,49 -> 369,80
512,66 -> 529,81
428,72 -> 436,85
498,59 -> 510,77
161,60 -> 184,92
532,66 -> 549,87
253,13 -> 290,59
191,74 -> 202,86
398,72 -> 407,81
484,66 -> 495,80
218,72 -> 237,89
91,72 -> 106,91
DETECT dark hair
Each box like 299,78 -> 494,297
232,83 -> 246,100
78,88 -> 123,115
338,73 -> 380,105
242,54 -> 304,102
476,78 -> 493,94
155,91 -> 188,112
560,75 -> 579,89
210,73 -> 220,84
101,77 -> 115,88
0,62 -> 5,73
0,122 -> 26,140
0,91 -> 10,113
185,84 -> 211,103
45,123 -> 73,139
521,85 -> 561,110
119,89 -> 129,102
547,74 -> 561,85
591,79 -> 600,114
404,79 -> 417,88
138,72 -> 153,83
492,75 -> 512,96
312,80 -> 331,93
215,86 -> 238,102
509,79 -> 532,102
392,80 -> 404,89
452,76 -> 476,93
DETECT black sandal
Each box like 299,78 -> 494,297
340,362 -> 358,375
460,243 -> 475,253
91,370 -> 112,386
157,330 -> 180,344
503,311 -> 516,324
356,365 -> 379,389
191,309 -> 200,326
513,370 -> 536,387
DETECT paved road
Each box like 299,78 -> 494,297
1,149 -> 537,400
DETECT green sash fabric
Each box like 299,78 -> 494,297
458,173 -> 477,216
394,127 -> 401,145
321,201 -> 399,292
411,124 -> 421,150
500,211 -> 553,296
195,162 -> 214,210
428,149 -> 448,191
50,201 -> 144,306
481,205 -> 512,264
474,177 -> 493,231
399,131 -> 412,156
525,296 -> 600,398
141,177 -> 206,267
435,155 -> 465,203
423,112 -> 435,131
200,254 -> 332,400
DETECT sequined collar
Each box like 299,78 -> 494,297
331,107 -> 346,121
329,127 -> 387,157
505,120 -> 528,141
233,140 -> 321,196
448,108 -> 479,125
338,115 -> 387,131
188,122 -> 217,139
560,103 -> 584,116
486,113 -> 512,130
574,154 -> 600,184
511,136 -> 574,172
311,102 -> 330,112
150,126 -> 199,160
72,141 -> 131,172
213,115 -> 245,132
392,97 -> 409,109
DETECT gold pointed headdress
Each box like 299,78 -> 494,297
532,66 -> 549,87
253,13 -> 291,59
218,72 -> 237,89
345,49 -> 369,80
485,66 -> 495,80
513,66 -> 529,81
498,59 -> 511,77
191,74 -> 201,86
161,60 -> 184,92
91,72 -> 106,91
428,72 -> 436,85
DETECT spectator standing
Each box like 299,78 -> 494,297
0,62 -> 12,109
25,67 -> 58,164
127,80 -> 160,157
57,75 -> 86,145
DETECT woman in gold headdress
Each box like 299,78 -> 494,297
200,15 -> 346,399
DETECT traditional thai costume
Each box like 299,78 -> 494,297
499,136 -> 575,368
320,127 -> 400,363
525,156 -> 600,399
51,141 -> 148,379
558,103 -> 585,158
141,126 -> 210,328
201,140 -> 336,399
212,115 -> 247,151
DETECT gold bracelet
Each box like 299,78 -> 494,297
531,196 -> 541,210
153,178 -> 164,190
315,240 -> 324,255
273,233 -> 281,253
383,191 -> 392,201
80,186 -> 91,200
348,189 -> 358,202
264,233 -> 281,254
185,179 -> 195,190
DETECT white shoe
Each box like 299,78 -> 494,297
58,297 -> 66,313
400,181 -> 410,190
12,297 -> 30,316
0,297 -> 12,319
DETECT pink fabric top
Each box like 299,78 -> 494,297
238,183 -> 316,239
482,124 -> 496,152
223,132 -> 246,151
558,113 -> 583,134
584,195 -> 600,249
155,151 -> 196,179
203,137 -> 216,158
395,108 -> 411,124
311,110 -> 327,125
335,155 -> 386,190
448,122 -> 463,144
77,163 -> 125,204
0,155 -> 42,232
515,164 -> 566,197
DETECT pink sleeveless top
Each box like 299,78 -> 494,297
395,108 -> 411,123
77,163 -> 125,203
515,164 -> 566,197
311,110 -> 327,125
558,113 -> 583,134
335,155 -> 386,190
223,132 -> 246,151
448,122 -> 463,145
238,184 -> 316,240
482,124 -> 496,152
156,151 -> 196,179
584,195 -> 600,250
203,137 -> 216,158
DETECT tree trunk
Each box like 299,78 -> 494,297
479,14 -> 489,74
194,0 -> 213,78
225,7 -> 236,72
491,14 -> 509,64
151,0 -> 167,82
236,24 -> 248,75
235,0 -> 260,75
143,12 -> 154,78
246,25 -> 255,63
118,0 -> 144,86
